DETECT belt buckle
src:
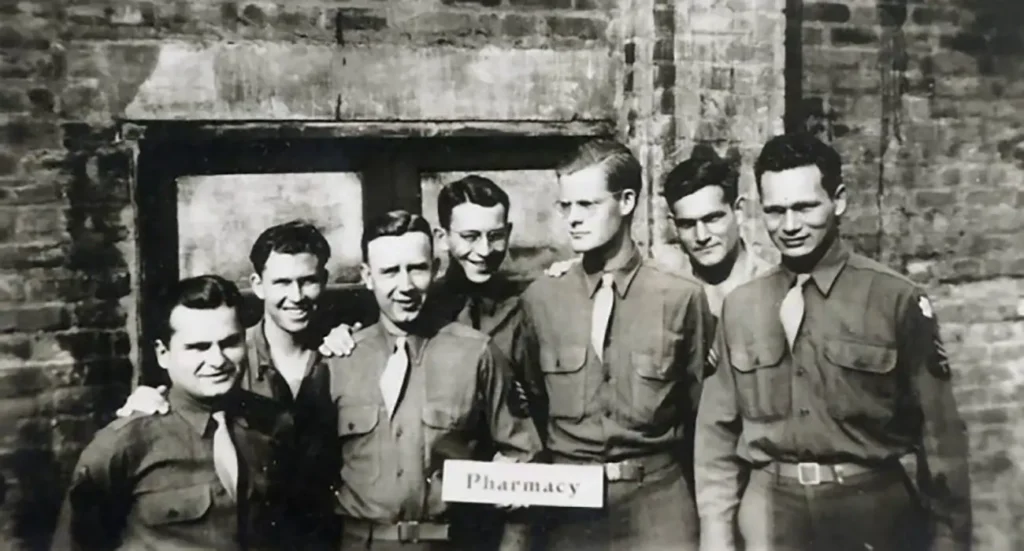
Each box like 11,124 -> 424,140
797,462 -> 822,486
397,521 -> 420,543
621,462 -> 644,482
605,463 -> 622,481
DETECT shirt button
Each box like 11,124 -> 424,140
396,427 -> 403,438
397,469 -> 404,478
795,368 -> 805,377
603,373 -> 612,382
799,408 -> 810,416
604,410 -> 612,418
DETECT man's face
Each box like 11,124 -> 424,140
156,305 -> 245,399
250,251 -> 325,334
670,185 -> 742,269
361,232 -> 436,327
556,164 -> 636,253
760,165 -> 846,261
443,203 -> 511,284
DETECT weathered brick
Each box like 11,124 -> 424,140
546,16 -> 605,40
0,87 -> 29,113
509,0 -> 573,8
335,8 -> 387,31
831,26 -> 878,46
0,305 -> 70,334
2,118 -> 61,150
804,3 -> 851,23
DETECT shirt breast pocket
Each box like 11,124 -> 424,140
628,352 -> 677,427
338,404 -> 381,483
731,343 -> 791,422
540,346 -> 587,420
823,339 -> 899,420
136,485 -> 213,527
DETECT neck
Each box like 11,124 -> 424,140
262,316 -> 308,356
582,227 -> 635,272
379,313 -> 412,337
781,228 -> 838,274
692,243 -> 745,285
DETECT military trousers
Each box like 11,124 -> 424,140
738,465 -> 929,551
537,462 -> 699,551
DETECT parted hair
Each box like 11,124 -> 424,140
249,220 -> 331,275
754,133 -> 843,196
155,275 -> 243,344
662,145 -> 740,206
556,139 -> 643,195
361,210 -> 434,260
437,175 -> 510,230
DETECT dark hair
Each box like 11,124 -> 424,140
662,146 -> 739,206
556,139 -> 643,195
361,210 -> 434,260
437,175 -> 511,229
249,220 -> 332,275
754,133 -> 843,196
155,275 -> 244,345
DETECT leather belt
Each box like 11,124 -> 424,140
343,518 -> 449,543
603,452 -> 675,483
770,461 -> 889,486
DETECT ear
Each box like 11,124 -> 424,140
832,184 -> 848,217
154,339 -> 171,371
505,222 -> 514,240
359,263 -> 374,291
433,227 -> 450,255
249,272 -> 265,300
431,256 -> 441,278
732,195 -> 747,225
619,189 -> 638,217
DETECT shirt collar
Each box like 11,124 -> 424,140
581,246 -> 643,299
168,386 -> 247,435
781,238 -> 849,296
375,322 -> 429,364
249,319 -> 321,380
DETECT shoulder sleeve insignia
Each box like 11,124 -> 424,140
918,296 -> 933,319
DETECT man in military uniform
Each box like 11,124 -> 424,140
328,210 -> 543,551
661,147 -> 774,317
51,275 -> 300,551
114,221 -> 355,547
521,140 -> 714,550
695,133 -> 971,551
548,146 -> 772,316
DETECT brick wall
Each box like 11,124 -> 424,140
798,0 -> 1024,548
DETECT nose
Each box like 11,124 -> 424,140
205,345 -> 228,369
566,204 -> 587,226
694,221 -> 712,244
285,282 -> 302,303
395,269 -> 414,292
782,210 -> 801,234
472,235 -> 492,257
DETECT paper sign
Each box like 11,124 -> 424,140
441,460 -> 604,508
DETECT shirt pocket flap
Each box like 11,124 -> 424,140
338,405 -> 380,436
633,352 -> 672,381
731,341 -> 786,373
137,486 -> 213,526
422,405 -> 461,429
540,346 -> 587,374
825,340 -> 898,374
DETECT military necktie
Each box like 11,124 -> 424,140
379,336 -> 409,419
779,273 -> 812,349
591,273 -> 615,362
211,411 -> 239,501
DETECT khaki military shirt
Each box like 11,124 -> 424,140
50,388 -> 297,551
695,239 -> 971,551
520,247 -> 714,464
700,243 -> 775,318
327,321 -> 543,522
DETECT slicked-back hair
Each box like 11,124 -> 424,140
556,139 -> 643,195
249,220 -> 332,275
437,175 -> 511,229
361,210 -> 434,260
155,275 -> 243,345
754,133 -> 843,196
662,147 -> 740,206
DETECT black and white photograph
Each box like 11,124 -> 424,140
0,0 -> 1019,549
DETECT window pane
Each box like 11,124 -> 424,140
421,170 -> 572,278
177,173 -> 364,285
